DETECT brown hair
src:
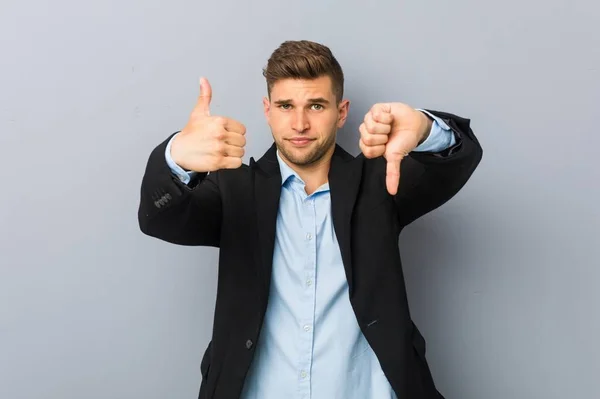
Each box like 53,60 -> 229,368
263,40 -> 345,103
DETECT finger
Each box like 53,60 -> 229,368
360,124 -> 388,146
364,113 -> 392,135
370,103 -> 392,117
371,109 -> 394,125
359,138 -> 386,158
222,144 -> 245,158
386,156 -> 402,195
223,118 -> 246,135
224,131 -> 246,147
218,156 -> 243,169
196,77 -> 212,116
369,103 -> 394,125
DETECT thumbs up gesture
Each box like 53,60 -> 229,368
359,103 -> 432,195
170,77 -> 247,172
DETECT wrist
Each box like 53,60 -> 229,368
418,111 -> 433,145
170,133 -> 187,169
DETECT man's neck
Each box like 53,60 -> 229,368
298,160 -> 330,195
279,149 -> 333,195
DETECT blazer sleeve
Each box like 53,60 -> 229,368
137,133 -> 222,246
394,110 -> 483,227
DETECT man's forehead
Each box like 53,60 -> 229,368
270,77 -> 335,101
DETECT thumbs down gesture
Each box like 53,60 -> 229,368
359,103 -> 432,195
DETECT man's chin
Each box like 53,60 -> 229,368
279,147 -> 318,166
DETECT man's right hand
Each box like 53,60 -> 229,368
170,77 -> 247,172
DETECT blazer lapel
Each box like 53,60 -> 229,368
250,144 -> 281,303
249,144 -> 364,301
329,145 -> 364,297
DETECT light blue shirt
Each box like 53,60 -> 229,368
166,112 -> 455,398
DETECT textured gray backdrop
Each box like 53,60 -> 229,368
1,0 -> 598,398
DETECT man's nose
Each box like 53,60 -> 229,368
292,110 -> 310,133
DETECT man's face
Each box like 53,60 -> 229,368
263,76 -> 349,167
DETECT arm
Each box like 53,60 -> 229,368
138,77 -> 246,246
138,133 -> 222,246
394,110 -> 482,226
412,109 -> 456,153
164,132 -> 198,185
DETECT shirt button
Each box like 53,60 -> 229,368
306,233 -> 312,240
300,370 -> 307,379
306,279 -> 312,286
303,325 -> 311,332
245,339 -> 253,349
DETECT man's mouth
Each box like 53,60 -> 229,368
288,137 -> 315,146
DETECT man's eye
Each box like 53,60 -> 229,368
279,104 -> 292,110
311,104 -> 324,110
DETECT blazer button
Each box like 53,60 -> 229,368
245,339 -> 253,349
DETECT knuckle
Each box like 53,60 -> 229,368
214,130 -> 225,140
214,141 -> 226,154
364,136 -> 377,146
213,116 -> 226,125
359,123 -> 368,136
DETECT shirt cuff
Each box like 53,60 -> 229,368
412,109 -> 457,153
165,133 -> 197,184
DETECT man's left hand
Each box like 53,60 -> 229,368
359,103 -> 432,195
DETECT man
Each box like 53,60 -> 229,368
138,40 -> 482,399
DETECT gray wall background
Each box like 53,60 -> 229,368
1,0 -> 598,398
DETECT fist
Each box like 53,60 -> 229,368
359,103 -> 431,195
171,77 -> 247,172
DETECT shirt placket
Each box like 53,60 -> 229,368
297,186 -> 317,399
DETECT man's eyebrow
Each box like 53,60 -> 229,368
273,97 -> 331,105
308,97 -> 330,104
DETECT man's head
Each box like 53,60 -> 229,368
262,40 -> 349,168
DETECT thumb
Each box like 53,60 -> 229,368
197,77 -> 212,116
384,133 -> 412,195
385,153 -> 405,196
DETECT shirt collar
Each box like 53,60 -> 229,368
276,150 -> 303,186
275,150 -> 331,193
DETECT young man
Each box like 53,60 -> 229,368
138,40 -> 482,399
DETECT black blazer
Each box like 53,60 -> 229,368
138,110 -> 483,399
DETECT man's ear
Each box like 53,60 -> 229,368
337,99 -> 350,128
263,97 -> 271,120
